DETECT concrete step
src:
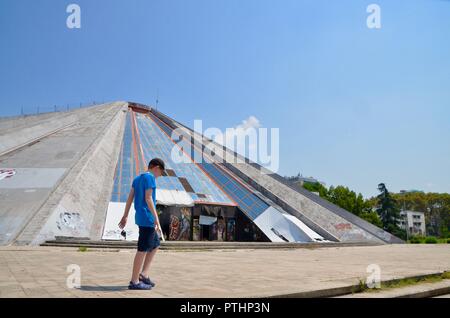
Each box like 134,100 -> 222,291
433,293 -> 450,298
267,272 -> 450,298
41,239 -> 382,250
336,279 -> 450,298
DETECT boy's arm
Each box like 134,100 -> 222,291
118,188 -> 134,229
145,188 -> 162,232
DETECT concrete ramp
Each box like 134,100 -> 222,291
0,102 -> 127,245
150,108 -> 402,244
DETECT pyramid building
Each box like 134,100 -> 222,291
0,102 -> 403,245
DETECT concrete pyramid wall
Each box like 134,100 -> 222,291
0,102 -> 127,245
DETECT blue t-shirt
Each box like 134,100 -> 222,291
132,172 -> 157,227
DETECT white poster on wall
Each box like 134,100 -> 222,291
102,202 -> 139,241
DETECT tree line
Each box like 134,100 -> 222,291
295,180 -> 449,240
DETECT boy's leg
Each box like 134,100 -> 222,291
131,251 -> 146,283
141,248 -> 158,277
141,229 -> 161,279
131,226 -> 153,284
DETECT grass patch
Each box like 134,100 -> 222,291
407,236 -> 449,244
352,279 -> 369,294
357,271 -> 450,294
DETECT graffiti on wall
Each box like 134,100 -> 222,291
211,222 -> 217,240
169,215 -> 180,240
227,219 -> 236,241
104,228 -> 136,241
217,218 -> 226,241
193,218 -> 200,241
56,212 -> 86,233
167,207 -> 191,241
0,169 -> 16,181
334,223 -> 352,231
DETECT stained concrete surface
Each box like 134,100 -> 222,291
0,188 -> 50,245
0,168 -> 66,188
0,244 -> 448,298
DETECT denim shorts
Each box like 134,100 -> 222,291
137,226 -> 161,252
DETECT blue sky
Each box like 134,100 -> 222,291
0,0 -> 449,197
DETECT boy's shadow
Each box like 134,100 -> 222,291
79,285 -> 129,292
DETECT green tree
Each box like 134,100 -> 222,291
359,211 -> 383,228
300,182 -> 383,228
302,182 -> 329,198
376,183 -> 405,239
391,191 -> 450,238
327,186 -> 368,217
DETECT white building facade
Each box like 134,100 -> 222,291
398,211 -> 426,236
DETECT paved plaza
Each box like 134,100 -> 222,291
0,244 -> 449,298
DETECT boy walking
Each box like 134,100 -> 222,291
118,158 -> 165,290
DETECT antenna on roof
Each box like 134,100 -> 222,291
156,88 -> 159,112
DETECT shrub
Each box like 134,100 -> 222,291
425,237 -> 438,244
409,236 -> 425,244
409,237 -> 421,244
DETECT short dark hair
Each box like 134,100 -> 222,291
148,158 -> 165,171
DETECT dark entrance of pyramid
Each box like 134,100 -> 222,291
193,205 -> 235,241
157,204 -> 268,242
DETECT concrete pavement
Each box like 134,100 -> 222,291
0,244 -> 449,298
